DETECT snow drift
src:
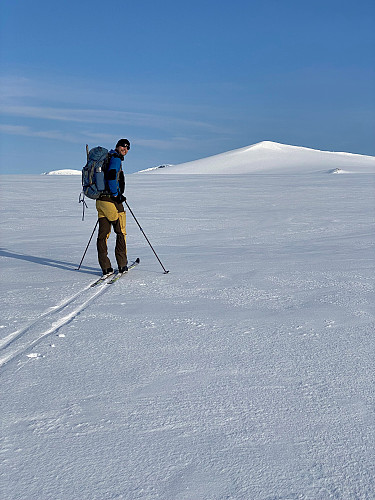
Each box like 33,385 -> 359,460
138,141 -> 375,174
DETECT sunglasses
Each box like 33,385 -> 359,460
121,144 -> 130,150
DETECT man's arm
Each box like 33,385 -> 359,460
106,156 -> 121,196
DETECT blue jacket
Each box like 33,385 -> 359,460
106,150 -> 125,197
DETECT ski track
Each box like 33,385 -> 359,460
0,278 -> 108,369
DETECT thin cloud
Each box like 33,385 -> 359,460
132,137 -> 193,150
0,124 -> 84,143
0,75 -> 232,155
0,74 -> 227,134
0,105 -> 221,133
0,124 -> 117,145
0,124 -> 196,150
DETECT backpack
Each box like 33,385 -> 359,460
81,146 -> 110,200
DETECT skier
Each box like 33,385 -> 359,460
96,139 -> 130,275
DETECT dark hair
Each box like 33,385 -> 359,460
116,139 -> 130,149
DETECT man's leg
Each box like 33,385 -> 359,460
97,217 -> 112,271
112,212 -> 127,269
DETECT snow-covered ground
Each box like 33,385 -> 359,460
1,148 -> 375,499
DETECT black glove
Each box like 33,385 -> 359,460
113,194 -> 126,203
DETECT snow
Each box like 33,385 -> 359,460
1,158 -> 375,499
139,164 -> 175,173
43,169 -> 81,175
329,168 -> 350,174
138,141 -> 375,174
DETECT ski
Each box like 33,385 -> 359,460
107,258 -> 140,284
90,271 -> 115,287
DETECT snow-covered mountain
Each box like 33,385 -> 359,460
139,164 -> 175,173
139,141 -> 375,174
42,169 -> 81,175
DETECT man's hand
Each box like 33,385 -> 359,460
113,194 -> 126,203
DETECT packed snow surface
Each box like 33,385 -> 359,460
1,166 -> 374,499
138,141 -> 375,174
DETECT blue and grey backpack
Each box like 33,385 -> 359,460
81,145 -> 109,200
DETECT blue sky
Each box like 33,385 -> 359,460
1,0 -> 374,174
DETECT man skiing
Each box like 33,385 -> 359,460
96,139 -> 130,275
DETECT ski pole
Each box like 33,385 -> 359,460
76,219 -> 99,270
125,200 -> 169,274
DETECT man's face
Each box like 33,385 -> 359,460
118,145 -> 129,156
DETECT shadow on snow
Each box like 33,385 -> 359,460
0,248 -> 97,275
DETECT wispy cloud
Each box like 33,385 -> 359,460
0,124 -> 196,150
132,137 -> 193,150
0,124 -> 85,143
0,74 -> 231,162
0,75 -> 226,134
0,104 -> 221,134
0,124 -> 124,145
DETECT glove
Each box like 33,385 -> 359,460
113,194 -> 126,203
